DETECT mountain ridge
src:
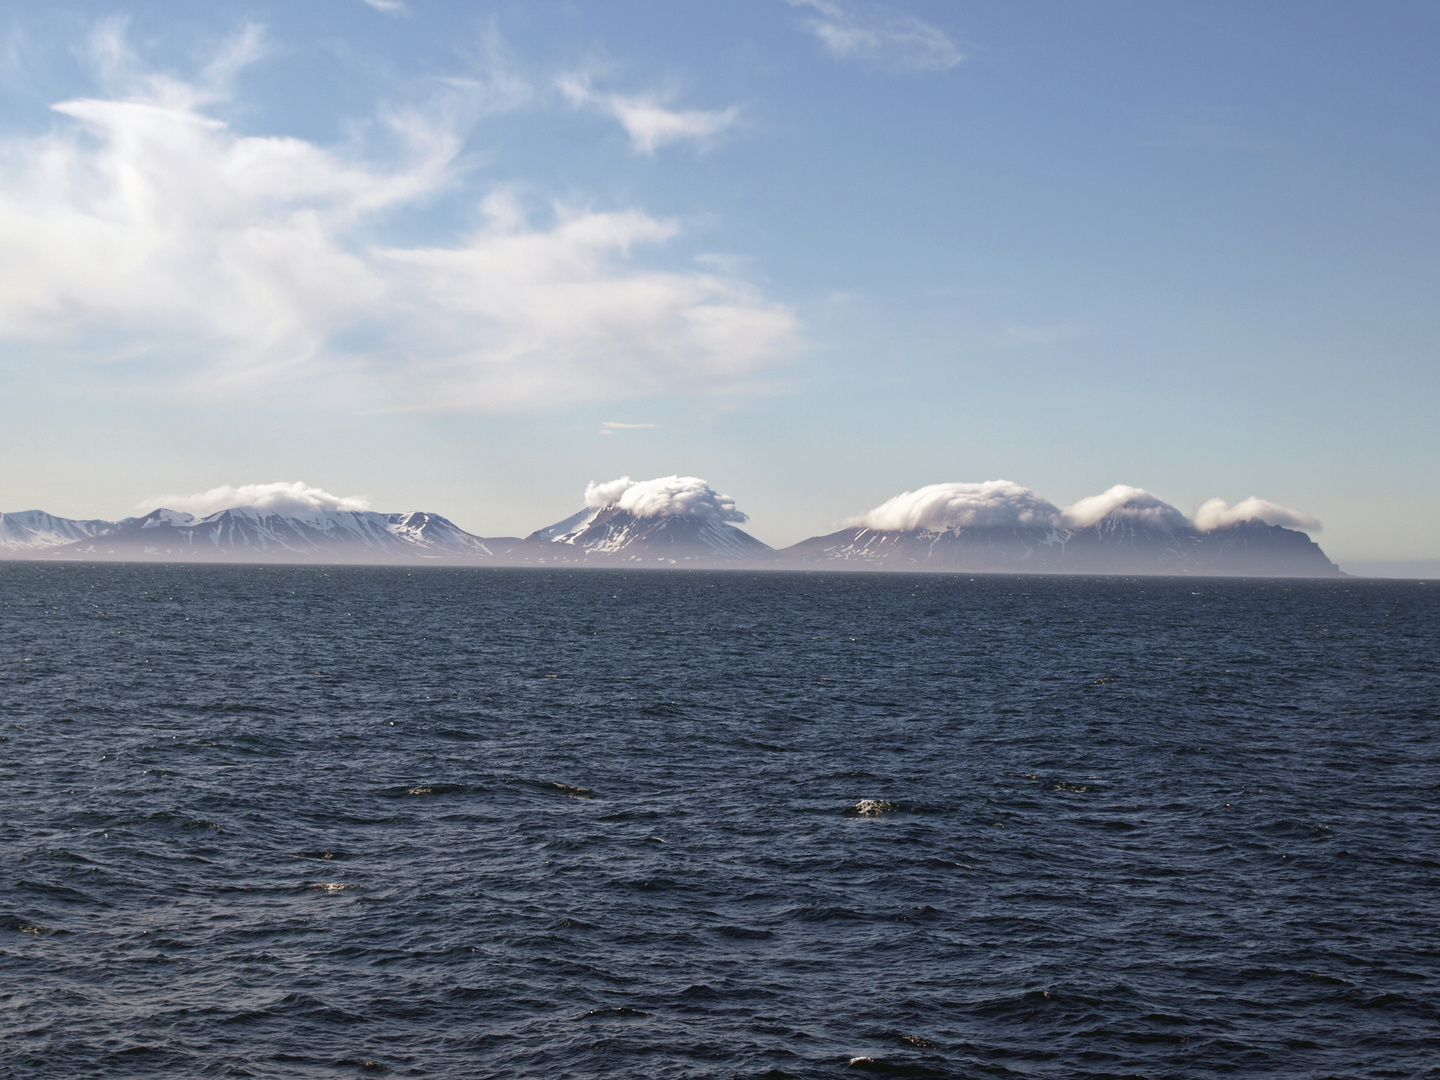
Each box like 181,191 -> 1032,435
512,504 -> 774,565
777,517 -> 1340,576
2,506 -> 495,563
1,498 -> 1344,576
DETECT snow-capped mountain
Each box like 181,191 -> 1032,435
6,507 -> 496,562
517,475 -> 773,564
781,522 -> 1063,571
0,510 -> 114,551
519,505 -> 773,563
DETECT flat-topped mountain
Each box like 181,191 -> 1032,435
782,517 -> 1337,576
780,482 -> 1341,577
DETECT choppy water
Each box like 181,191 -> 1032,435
2,564 -> 1438,1079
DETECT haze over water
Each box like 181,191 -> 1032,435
3,564 -> 1438,1078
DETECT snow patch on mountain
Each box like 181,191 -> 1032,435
527,476 -> 768,562
2,504 -> 495,561
143,509 -> 198,528
132,506 -> 496,557
0,510 -> 114,550
549,508 -> 766,558
530,506 -> 604,543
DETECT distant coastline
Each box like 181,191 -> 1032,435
1337,560 -> 1440,581
0,475 -> 1354,577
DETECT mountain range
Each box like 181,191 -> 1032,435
786,514 -> 1339,576
0,478 -> 1344,577
1,506 -> 496,563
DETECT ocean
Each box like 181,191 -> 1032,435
2,563 -> 1437,1079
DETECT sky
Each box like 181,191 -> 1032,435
0,0 -> 1436,560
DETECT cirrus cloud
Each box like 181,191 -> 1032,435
559,77 -> 740,155
784,0 -> 964,73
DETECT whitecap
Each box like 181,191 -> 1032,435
852,799 -> 898,816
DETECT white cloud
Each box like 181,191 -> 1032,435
203,23 -> 270,91
1194,497 -> 1321,533
559,77 -> 739,154
852,482 -> 1322,536
584,476 -> 748,522
784,0 -> 963,73
361,0 -> 408,15
1061,485 -> 1191,531
601,421 -> 657,428
0,28 -> 797,412
853,481 -> 1061,532
145,481 -> 370,519
378,193 -> 799,410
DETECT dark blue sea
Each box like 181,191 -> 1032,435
2,564 -> 1438,1079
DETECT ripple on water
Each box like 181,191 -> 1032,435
1,565 -> 1437,1079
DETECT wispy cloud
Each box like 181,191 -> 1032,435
361,0 -> 408,16
444,21 -> 536,118
784,0 -> 963,73
0,27 -> 798,413
559,77 -> 740,154
0,20 -> 32,88
80,15 -> 270,107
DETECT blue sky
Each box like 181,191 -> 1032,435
0,0 -> 1436,558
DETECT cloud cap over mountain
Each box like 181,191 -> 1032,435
1061,485 -> 1191,531
583,476 -> 748,522
1195,497 -> 1321,533
144,481 -> 370,519
851,481 -> 1321,537
853,481 -> 1062,532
